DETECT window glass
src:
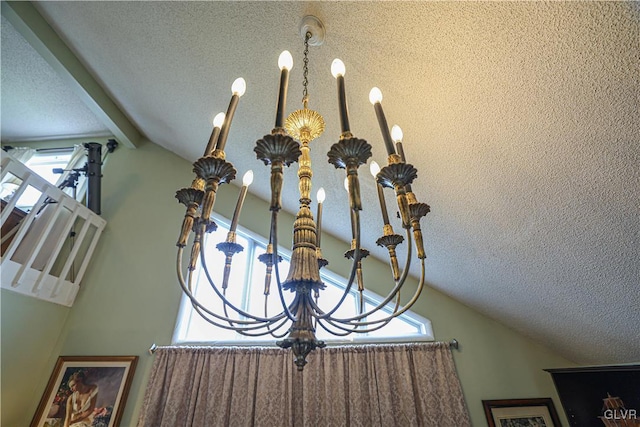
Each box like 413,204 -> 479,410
11,151 -> 73,210
25,151 -> 73,184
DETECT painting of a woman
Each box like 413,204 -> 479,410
64,371 -> 98,427
31,356 -> 137,427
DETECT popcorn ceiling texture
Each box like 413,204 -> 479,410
0,16 -> 109,140
6,2 -> 639,364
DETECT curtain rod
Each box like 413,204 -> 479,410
148,339 -> 460,355
2,145 -> 74,153
35,146 -> 75,153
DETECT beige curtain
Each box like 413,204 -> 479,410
138,342 -> 470,427
6,146 -> 37,164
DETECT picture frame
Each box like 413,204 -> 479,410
483,398 -> 562,427
30,355 -> 138,427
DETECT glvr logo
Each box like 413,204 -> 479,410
604,409 -> 638,420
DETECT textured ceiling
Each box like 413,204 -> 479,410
0,15 -> 109,141
3,1 -> 639,365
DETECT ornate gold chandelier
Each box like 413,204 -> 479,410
175,16 -> 430,370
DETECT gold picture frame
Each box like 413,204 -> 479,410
483,398 -> 561,427
30,356 -> 138,427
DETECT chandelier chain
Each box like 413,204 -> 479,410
302,31 -> 311,106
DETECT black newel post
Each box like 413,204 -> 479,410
84,142 -> 102,214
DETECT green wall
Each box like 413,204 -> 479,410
1,140 -> 574,426
1,291 -> 69,424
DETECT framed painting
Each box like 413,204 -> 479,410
30,355 -> 138,427
483,398 -> 561,427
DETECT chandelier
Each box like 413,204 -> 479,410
175,16 -> 430,370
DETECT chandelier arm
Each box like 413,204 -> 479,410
191,302 -> 288,333
254,294 -> 298,339
183,264 -> 255,325
177,247 -> 283,326
394,225 -> 414,285
314,317 -> 357,336
255,294 -> 300,338
312,226 -> 414,322
265,313 -> 295,339
326,256 -> 426,329
233,316 -> 292,337
268,326 -> 294,339
313,287 -> 400,331
261,295 -> 291,338
258,225 -> 278,310
352,209 -> 368,306
218,287 -> 276,333
195,243 -> 289,323
314,208 -> 381,320
269,210 -> 297,322
313,247 -> 359,319
315,307 -> 396,334
181,279 -> 286,329
313,208 -> 362,320
315,284 -> 399,334
313,276 -> 401,332
186,262 -> 196,294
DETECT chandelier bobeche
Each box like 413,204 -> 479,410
175,16 -> 430,370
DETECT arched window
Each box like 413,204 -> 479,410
173,215 -> 433,345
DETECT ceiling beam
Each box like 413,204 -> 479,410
1,1 -> 141,148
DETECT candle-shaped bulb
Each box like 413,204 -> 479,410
278,50 -> 293,71
242,170 -> 254,186
369,87 -> 383,104
204,112 -> 227,156
331,59 -> 346,78
213,112 -> 225,128
274,52 -> 291,128
230,170 -> 251,233
371,87 -> 395,156
216,80 -> 244,152
370,161 -> 381,177
333,59 -> 350,134
232,77 -> 246,96
391,125 -> 403,143
317,187 -> 326,203
343,177 -> 349,192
